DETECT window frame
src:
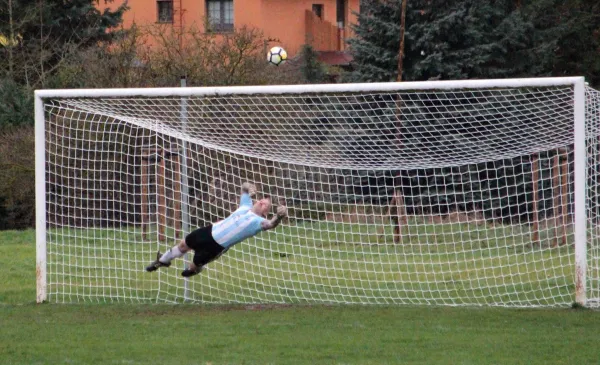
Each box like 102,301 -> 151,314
157,0 -> 174,24
206,0 -> 234,33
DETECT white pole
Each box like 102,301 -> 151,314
34,92 -> 47,303
35,76 -> 585,99
573,77 -> 587,306
180,76 -> 191,302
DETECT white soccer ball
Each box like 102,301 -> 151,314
267,46 -> 288,66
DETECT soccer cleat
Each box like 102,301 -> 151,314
145,251 -> 171,272
181,266 -> 203,277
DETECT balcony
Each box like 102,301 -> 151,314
304,10 -> 353,53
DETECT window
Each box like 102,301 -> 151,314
157,0 -> 173,23
312,4 -> 324,19
336,0 -> 345,26
207,0 -> 234,32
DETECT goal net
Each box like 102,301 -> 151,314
36,78 -> 600,307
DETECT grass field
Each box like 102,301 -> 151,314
42,219 -> 579,306
2,229 -> 600,364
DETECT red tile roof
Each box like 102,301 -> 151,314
317,51 -> 354,66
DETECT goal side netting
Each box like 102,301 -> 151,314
35,78 -> 600,307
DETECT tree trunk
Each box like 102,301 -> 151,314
8,0 -> 14,79
397,0 -> 407,81
39,0 -> 45,87
394,0 -> 408,242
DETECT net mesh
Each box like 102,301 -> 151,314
586,86 -> 600,307
41,83 -> 600,306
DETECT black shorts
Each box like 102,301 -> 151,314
185,225 -> 226,266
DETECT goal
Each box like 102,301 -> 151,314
35,77 -> 600,307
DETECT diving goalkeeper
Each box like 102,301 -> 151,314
146,182 -> 288,277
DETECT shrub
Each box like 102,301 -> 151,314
0,78 -> 33,127
0,126 -> 35,229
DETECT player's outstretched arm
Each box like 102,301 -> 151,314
261,199 -> 288,231
240,182 -> 256,208
241,182 -> 256,197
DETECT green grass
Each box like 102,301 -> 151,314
41,219 -> 579,306
2,228 -> 600,364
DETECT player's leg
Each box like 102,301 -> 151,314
181,247 -> 226,277
181,225 -> 225,277
145,239 -> 190,272
145,229 -> 199,272
182,262 -> 202,277
157,240 -> 190,264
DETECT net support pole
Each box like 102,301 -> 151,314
35,92 -> 47,303
573,77 -> 587,306
180,76 -> 191,301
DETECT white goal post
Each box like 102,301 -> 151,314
35,77 -> 600,307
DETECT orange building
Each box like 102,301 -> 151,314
113,0 -> 359,63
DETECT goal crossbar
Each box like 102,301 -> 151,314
35,77 -> 585,99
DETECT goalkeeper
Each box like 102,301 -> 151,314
146,182 -> 287,277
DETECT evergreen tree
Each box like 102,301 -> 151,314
347,0 -> 535,82
524,0 -> 600,87
404,0 -> 535,80
299,44 -> 327,83
347,0 -> 599,85
345,0 -> 403,82
0,0 -> 128,87
344,0 -> 588,222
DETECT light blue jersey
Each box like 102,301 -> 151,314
211,193 -> 266,249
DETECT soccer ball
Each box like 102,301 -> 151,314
267,46 -> 287,66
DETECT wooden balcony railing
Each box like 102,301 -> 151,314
305,10 -> 352,52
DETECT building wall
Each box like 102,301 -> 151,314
108,0 -> 359,57
260,0 -> 337,55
